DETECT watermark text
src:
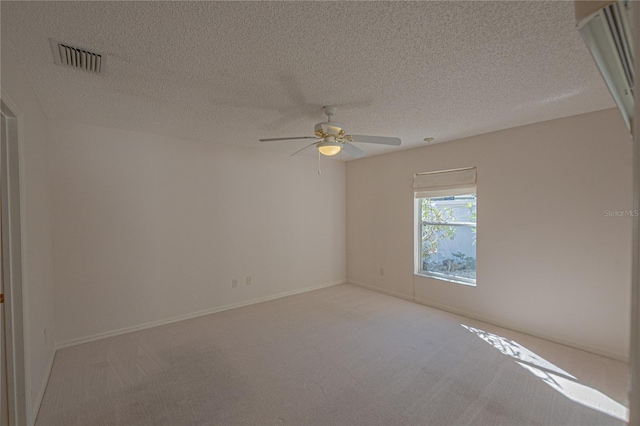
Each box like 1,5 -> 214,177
604,209 -> 638,217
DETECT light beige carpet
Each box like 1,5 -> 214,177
36,284 -> 628,425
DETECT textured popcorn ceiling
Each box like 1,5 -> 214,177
1,1 -> 615,158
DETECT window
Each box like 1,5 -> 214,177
414,168 -> 477,286
418,195 -> 476,285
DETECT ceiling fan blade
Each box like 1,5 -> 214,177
290,142 -> 318,156
348,135 -> 401,146
342,142 -> 366,159
259,136 -> 317,142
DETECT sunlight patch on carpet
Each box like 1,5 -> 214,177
461,324 -> 628,422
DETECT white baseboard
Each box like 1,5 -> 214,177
348,280 -> 628,362
30,348 -> 56,426
56,279 -> 345,350
349,280 -> 414,302
412,296 -> 628,362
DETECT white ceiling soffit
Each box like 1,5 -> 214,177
1,1 -> 615,158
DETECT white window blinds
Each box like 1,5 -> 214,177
413,167 -> 477,198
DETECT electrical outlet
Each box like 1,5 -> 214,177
246,276 -> 252,285
232,279 -> 238,288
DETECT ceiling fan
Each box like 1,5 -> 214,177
259,106 -> 401,159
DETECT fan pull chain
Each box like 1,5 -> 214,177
318,150 -> 322,175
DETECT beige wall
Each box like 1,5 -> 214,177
49,121 -> 346,345
1,38 -> 57,421
346,108 -> 632,360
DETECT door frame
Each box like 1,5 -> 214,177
1,91 -> 31,426
630,3 -> 640,425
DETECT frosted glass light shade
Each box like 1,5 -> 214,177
318,142 -> 341,156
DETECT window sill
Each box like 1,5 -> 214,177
414,272 -> 476,287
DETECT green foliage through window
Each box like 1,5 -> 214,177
418,194 -> 476,285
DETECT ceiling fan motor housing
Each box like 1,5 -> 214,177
314,121 -> 345,138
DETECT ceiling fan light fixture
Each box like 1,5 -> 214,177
317,141 -> 341,156
258,106 -> 401,159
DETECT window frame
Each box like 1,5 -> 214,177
415,194 -> 477,287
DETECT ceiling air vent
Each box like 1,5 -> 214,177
49,39 -> 103,74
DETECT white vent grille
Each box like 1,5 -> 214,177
50,39 -> 102,73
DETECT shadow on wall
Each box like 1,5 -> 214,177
461,324 -> 628,422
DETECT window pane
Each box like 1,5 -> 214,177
426,195 -> 476,223
421,225 -> 476,282
420,195 -> 476,284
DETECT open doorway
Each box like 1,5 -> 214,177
1,100 -> 28,426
